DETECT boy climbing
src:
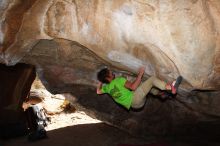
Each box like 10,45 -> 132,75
96,67 -> 182,110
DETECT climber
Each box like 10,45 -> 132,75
96,66 -> 182,110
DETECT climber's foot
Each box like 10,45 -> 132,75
171,76 -> 183,94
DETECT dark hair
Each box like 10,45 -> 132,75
97,68 -> 110,83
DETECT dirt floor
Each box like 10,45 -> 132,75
1,122 -> 220,146
1,122 -> 150,146
1,104 -> 220,146
1,79 -> 220,146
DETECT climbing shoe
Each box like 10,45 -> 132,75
171,76 -> 183,94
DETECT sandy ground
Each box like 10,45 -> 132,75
2,122 -> 220,146
1,96 -> 155,146
0,81 -> 152,146
45,110 -> 101,131
1,79 -> 220,146
2,106 -> 220,146
2,123 -> 153,146
1,92 -> 152,146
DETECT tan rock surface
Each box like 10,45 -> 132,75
0,0 -> 219,90
1,0 -> 220,138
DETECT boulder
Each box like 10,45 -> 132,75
0,0 -> 220,138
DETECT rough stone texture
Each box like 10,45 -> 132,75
0,0 -> 220,138
1,0 -> 220,89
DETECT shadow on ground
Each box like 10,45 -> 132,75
1,123 -> 220,146
1,123 -> 151,146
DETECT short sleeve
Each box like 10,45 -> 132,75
101,84 -> 108,93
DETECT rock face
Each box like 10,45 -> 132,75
1,0 -> 220,89
0,0 -> 220,138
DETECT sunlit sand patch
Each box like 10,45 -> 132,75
45,110 -> 101,131
30,77 -> 101,131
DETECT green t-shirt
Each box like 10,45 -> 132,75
101,77 -> 133,110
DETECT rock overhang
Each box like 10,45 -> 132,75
0,0 -> 220,137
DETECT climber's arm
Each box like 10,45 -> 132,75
97,82 -> 103,94
124,67 -> 145,91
